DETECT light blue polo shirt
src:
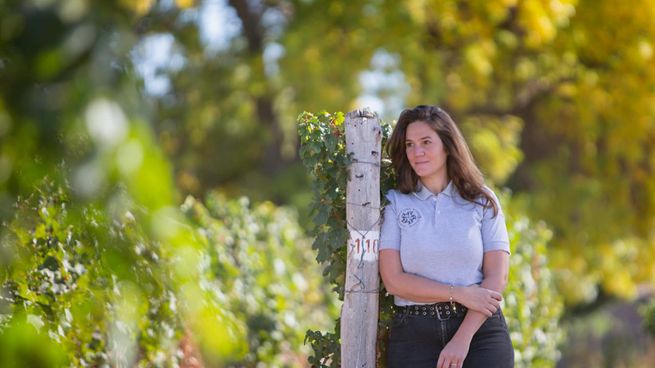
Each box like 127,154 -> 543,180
379,181 -> 510,306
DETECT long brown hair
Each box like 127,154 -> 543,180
385,105 -> 499,215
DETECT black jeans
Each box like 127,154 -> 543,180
387,306 -> 514,368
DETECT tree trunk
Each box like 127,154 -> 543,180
228,0 -> 288,177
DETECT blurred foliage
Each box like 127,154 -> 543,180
1,181 -> 188,367
0,0 -> 331,366
0,0 -> 249,360
0,178 -> 332,367
642,298 -> 655,338
182,193 -> 335,366
503,200 -> 563,367
0,315 -> 69,368
561,298 -> 655,367
298,111 -> 563,367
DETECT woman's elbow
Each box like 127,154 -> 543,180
380,271 -> 401,296
496,272 -> 509,292
485,271 -> 508,292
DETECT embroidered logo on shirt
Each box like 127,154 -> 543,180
398,208 -> 422,228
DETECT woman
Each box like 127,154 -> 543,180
379,105 -> 514,368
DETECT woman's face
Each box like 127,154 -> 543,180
405,121 -> 448,182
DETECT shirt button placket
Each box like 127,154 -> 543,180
433,195 -> 440,225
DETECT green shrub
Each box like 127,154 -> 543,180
0,181 -> 185,367
503,201 -> 564,367
182,193 -> 335,366
642,298 -> 655,337
1,180 -> 332,367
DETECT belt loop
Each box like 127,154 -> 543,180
400,306 -> 409,324
436,304 -> 449,321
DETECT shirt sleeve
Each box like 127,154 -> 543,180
379,190 -> 401,251
481,188 -> 510,254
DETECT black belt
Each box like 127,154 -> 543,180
395,302 -> 468,320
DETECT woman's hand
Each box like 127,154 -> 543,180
455,285 -> 502,317
437,334 -> 471,368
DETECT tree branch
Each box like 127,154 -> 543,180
228,0 -> 264,53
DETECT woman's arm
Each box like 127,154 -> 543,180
436,250 -> 509,368
379,249 -> 503,316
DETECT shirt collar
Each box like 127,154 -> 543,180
413,180 -> 455,200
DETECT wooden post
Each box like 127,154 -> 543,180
341,109 -> 381,367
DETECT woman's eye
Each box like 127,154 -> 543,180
423,140 -> 431,145
405,142 -> 413,148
